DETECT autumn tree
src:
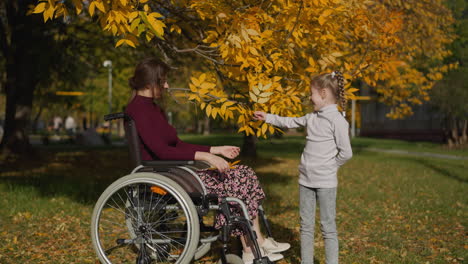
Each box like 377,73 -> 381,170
0,0 -> 129,158
429,0 -> 468,147
32,0 -> 455,156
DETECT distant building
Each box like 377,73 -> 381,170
358,84 -> 445,142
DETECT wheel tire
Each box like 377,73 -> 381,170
194,242 -> 211,260
217,254 -> 244,264
91,172 -> 200,264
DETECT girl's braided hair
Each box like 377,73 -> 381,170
311,70 -> 347,110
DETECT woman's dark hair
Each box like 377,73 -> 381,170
128,57 -> 170,100
311,71 -> 346,110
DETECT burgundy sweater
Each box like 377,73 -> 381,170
125,95 -> 211,161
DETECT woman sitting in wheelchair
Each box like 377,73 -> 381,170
125,58 -> 290,263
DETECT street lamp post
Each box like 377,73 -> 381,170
103,60 -> 113,114
103,60 -> 112,138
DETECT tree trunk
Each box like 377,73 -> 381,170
196,119 -> 203,134
203,116 -> 210,135
1,74 -> 35,157
461,120 -> 467,145
241,134 -> 257,157
0,0 -> 45,158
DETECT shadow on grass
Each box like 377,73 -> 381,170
413,158 -> 468,183
376,153 -> 468,184
0,144 -> 298,206
0,145 -> 132,205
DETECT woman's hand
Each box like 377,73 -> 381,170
195,152 -> 230,172
211,146 -> 240,159
253,111 -> 267,121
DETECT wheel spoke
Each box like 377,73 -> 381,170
92,176 -> 199,264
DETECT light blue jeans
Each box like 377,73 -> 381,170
300,185 -> 338,264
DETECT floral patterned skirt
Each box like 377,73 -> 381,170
197,164 -> 265,236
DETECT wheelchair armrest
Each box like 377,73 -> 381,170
141,160 -> 196,167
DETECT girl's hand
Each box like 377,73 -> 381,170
211,146 -> 240,159
207,154 -> 230,173
253,111 -> 267,121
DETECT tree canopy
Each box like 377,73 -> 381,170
32,0 -> 456,138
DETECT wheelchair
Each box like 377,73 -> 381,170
91,113 -> 275,264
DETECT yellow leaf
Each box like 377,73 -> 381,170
238,115 -> 245,124
259,92 -> 273,97
199,73 -> 207,83
250,91 -> 258,102
89,2 -> 96,16
140,11 -> 166,39
241,28 -> 250,41
322,9 -> 333,17
262,83 -> 272,91
331,51 -> 343,57
225,101 -> 236,107
257,97 -> 269,104
33,2 -> 47,14
206,104 -> 212,117
230,160 -> 241,166
200,82 -> 216,89
249,47 -> 259,56
252,85 -> 260,95
125,38 -> 137,48
95,1 -> 105,13
246,28 -> 260,35
318,15 -> 326,26
115,39 -> 126,47
43,6 -> 55,22
129,11 -> 139,21
170,25 -> 181,34
131,18 -> 141,31
191,77 -> 200,87
199,88 -> 209,95
189,84 -> 197,92
261,123 -> 268,135
269,126 -> 275,134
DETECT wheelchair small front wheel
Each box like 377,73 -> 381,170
91,172 -> 200,264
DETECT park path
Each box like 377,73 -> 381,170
363,147 -> 468,160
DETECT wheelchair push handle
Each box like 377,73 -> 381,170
104,112 -> 129,121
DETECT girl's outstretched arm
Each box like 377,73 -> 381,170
264,113 -> 310,128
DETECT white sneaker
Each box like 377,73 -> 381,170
242,247 -> 284,264
261,237 -> 291,253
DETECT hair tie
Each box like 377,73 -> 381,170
331,71 -> 336,79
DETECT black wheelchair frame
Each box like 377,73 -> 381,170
89,112 -> 274,264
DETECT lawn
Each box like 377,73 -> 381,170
0,135 -> 466,264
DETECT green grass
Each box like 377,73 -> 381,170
0,135 -> 466,263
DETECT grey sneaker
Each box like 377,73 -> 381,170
261,237 -> 291,253
242,247 -> 284,264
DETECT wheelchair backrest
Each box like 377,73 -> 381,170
104,112 -> 142,167
124,118 -> 143,167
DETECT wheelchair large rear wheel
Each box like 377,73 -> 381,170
91,172 -> 200,264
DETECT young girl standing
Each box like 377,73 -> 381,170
254,71 -> 353,264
